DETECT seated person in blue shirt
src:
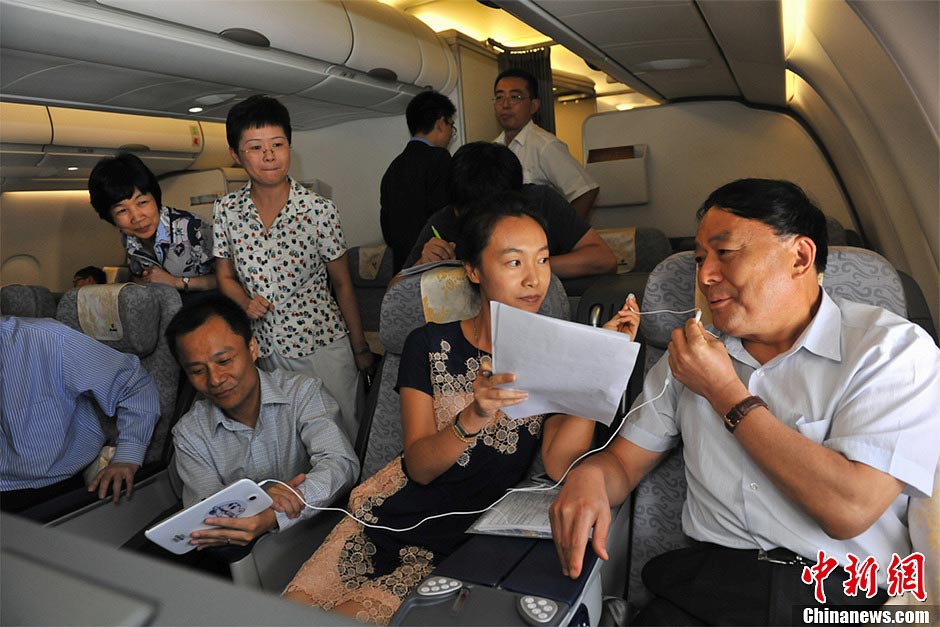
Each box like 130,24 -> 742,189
89,152 -> 216,294
403,141 -> 616,279
0,316 -> 160,512
165,294 -> 359,549
550,179 -> 940,625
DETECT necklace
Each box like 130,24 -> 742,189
471,314 -> 491,372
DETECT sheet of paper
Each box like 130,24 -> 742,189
490,302 -> 639,425
467,488 -> 557,539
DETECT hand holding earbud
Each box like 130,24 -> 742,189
667,318 -> 744,411
602,293 -> 640,340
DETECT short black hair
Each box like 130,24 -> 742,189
406,91 -> 456,136
225,95 -> 292,150
494,68 -> 539,100
456,190 -> 547,267
88,153 -> 162,224
696,178 -> 829,273
165,293 -> 253,363
449,142 -> 523,210
73,266 -> 106,284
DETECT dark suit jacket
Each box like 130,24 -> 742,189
380,139 -> 451,272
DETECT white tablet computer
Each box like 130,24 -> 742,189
145,479 -> 273,554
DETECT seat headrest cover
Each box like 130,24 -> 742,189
597,227 -> 637,274
77,284 -> 127,341
356,244 -> 390,282
61,283 -> 159,356
420,267 -> 481,324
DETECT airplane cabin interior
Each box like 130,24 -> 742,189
1,1 -> 937,625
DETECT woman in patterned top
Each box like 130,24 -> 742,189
212,95 -> 373,443
282,192 -> 640,624
88,153 -> 216,293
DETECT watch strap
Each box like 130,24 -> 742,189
723,395 -> 767,433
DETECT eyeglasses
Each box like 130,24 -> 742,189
446,119 -> 457,132
493,94 -> 530,104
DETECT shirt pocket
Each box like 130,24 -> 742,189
794,415 -> 832,444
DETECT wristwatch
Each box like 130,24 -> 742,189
181,276 -> 191,292
723,395 -> 767,433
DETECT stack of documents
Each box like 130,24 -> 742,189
490,302 -> 640,425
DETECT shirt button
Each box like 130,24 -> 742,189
750,482 -> 759,491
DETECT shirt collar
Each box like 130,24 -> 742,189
122,206 -> 169,258
410,136 -> 434,147
236,176 -> 299,219
210,368 -> 291,432
724,289 -> 842,367
509,119 -> 535,147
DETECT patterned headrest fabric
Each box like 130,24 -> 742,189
822,247 -> 906,317
57,283 -> 160,357
642,246 -> 909,351
0,284 -> 58,318
642,252 -> 698,350
380,267 -> 570,355
420,267 -> 481,324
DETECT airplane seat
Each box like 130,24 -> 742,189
564,227 -> 672,314
56,283 -> 183,468
897,271 -> 937,343
0,284 -> 59,318
360,264 -> 570,480
347,243 -> 394,343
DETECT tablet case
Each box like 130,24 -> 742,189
145,479 -> 273,554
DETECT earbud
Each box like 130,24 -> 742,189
694,309 -> 702,324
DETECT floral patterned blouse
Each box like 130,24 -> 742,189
212,177 -> 348,359
122,205 -> 214,277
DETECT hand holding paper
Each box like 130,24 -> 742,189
490,302 -> 640,425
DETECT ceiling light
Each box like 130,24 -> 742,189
195,93 -> 237,106
188,106 -> 204,113
633,58 -> 709,72
67,166 -> 79,171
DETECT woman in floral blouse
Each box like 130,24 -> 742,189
212,95 -> 374,443
88,153 -> 216,294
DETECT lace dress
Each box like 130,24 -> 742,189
283,322 -> 544,624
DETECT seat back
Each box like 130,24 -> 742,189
359,266 -> 569,479
0,284 -> 58,318
56,283 -> 182,466
626,246 -> 910,614
347,244 -> 394,335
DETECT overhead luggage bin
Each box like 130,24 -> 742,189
97,0 -> 354,66
0,0 -> 456,127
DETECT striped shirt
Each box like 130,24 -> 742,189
1,316 -> 160,490
172,368 -> 358,531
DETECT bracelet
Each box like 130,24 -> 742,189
451,413 -> 480,443
353,345 -> 371,355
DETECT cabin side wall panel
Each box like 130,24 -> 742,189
0,191 -> 126,292
582,101 -> 853,238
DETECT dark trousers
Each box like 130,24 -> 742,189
632,542 -> 888,626
0,474 -> 85,513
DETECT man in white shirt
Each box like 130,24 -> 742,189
493,68 -> 599,219
550,179 -> 940,624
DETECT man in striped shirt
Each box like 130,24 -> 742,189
0,316 -> 160,512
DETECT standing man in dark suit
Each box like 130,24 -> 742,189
380,91 -> 456,273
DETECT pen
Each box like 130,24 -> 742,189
431,226 -> 443,239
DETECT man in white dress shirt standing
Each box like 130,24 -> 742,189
493,68 -> 599,219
